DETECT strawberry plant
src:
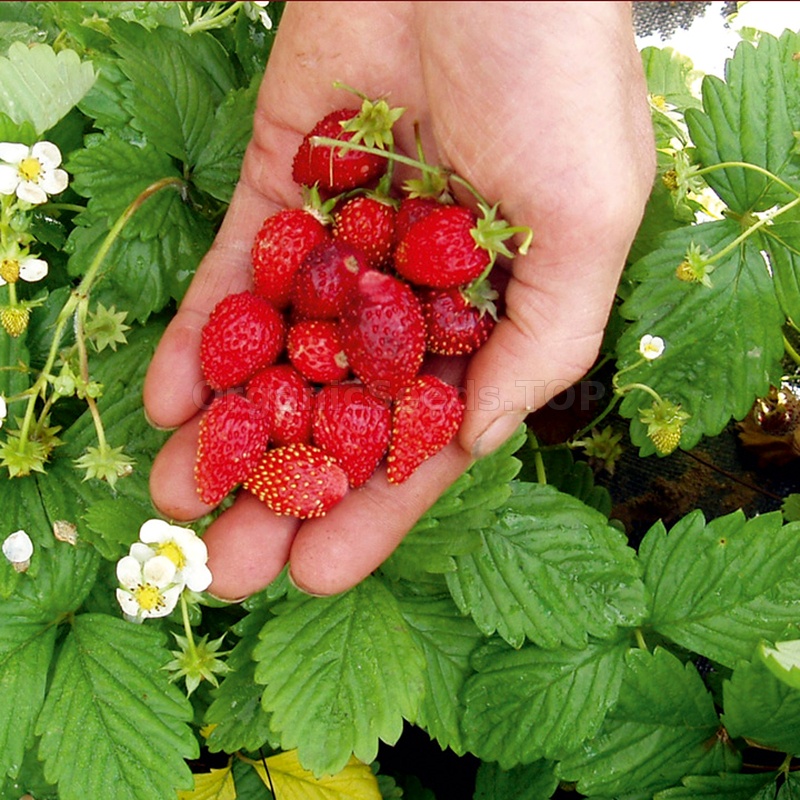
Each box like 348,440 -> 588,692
1,4 -> 800,800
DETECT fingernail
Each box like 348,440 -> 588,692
287,567 -> 333,598
143,407 -> 178,432
472,412 -> 527,459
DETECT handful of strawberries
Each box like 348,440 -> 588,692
195,88 -> 531,519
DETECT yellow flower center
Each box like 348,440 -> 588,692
18,156 -> 42,183
0,258 -> 20,283
134,583 -> 166,612
157,540 -> 186,570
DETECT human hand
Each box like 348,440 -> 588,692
143,1 -> 655,600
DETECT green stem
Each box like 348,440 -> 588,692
179,592 -> 199,661
527,432 -> 547,485
693,161 -> 800,198
569,392 -> 622,444
635,628 -> 648,651
6,280 -> 16,307
705,194 -> 800,266
74,295 -> 107,451
16,177 -> 184,449
618,382 -> 663,404
784,334 -> 800,367
183,1 -> 243,34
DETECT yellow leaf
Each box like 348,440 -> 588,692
177,764 -> 236,800
252,750 -> 381,800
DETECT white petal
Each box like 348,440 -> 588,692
0,142 -> 28,163
40,167 -> 68,196
116,554 -> 144,589
173,527 -> 207,563
0,164 -> 20,195
0,395 -> 6,422
18,257 -> 48,283
31,141 -> 62,168
2,529 -> 33,563
116,588 -> 142,618
184,563 -> 212,593
143,554 -> 177,587
139,518 -> 172,545
142,584 -> 182,618
129,542 -> 156,563
16,181 -> 46,205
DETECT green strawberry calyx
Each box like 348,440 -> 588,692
332,81 -> 406,151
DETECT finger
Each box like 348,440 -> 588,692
149,414 -> 212,521
288,440 -> 473,596
204,491 -> 299,601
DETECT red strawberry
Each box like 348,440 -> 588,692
340,271 -> 426,400
195,393 -> 270,506
394,204 -> 490,288
393,196 -> 442,245
200,291 -> 286,391
312,382 -> 391,487
387,375 -> 465,484
246,364 -> 314,446
252,208 -> 329,308
292,108 -> 388,194
290,239 -> 369,320
243,442 -> 349,519
287,319 -> 350,383
419,286 -> 496,356
333,195 -> 396,268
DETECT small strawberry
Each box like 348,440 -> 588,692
394,204 -> 490,289
333,195 -> 396,268
287,319 -> 350,384
419,286 -> 496,356
195,393 -> 270,506
246,364 -> 314,446
387,375 -> 465,484
312,382 -> 391,487
292,104 -> 396,193
392,196 -> 443,246
251,207 -> 330,308
243,442 -> 349,519
290,239 -> 369,320
340,271 -> 426,400
200,291 -> 286,391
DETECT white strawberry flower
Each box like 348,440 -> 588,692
116,552 -> 183,622
0,141 -> 68,205
129,519 -> 212,593
639,334 -> 665,361
0,395 -> 6,429
0,251 -> 48,286
2,529 -> 33,572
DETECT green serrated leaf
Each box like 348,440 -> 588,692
759,205 -> 800,322
381,425 -> 525,580
397,593 -> 484,755
193,81 -> 258,203
37,613 -> 197,800
640,510 -> 800,668
111,23 -> 232,164
618,220 -> 785,452
461,637 -> 629,767
446,482 -> 646,650
253,578 -> 426,776
205,605 -> 277,755
557,648 -> 729,799
473,760 -> 559,800
0,600 -> 57,780
535,446 -> 613,517
67,131 -> 181,228
723,655 -> 800,755
641,46 -> 702,112
0,42 -> 95,134
654,771 -> 778,800
686,33 -> 800,213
